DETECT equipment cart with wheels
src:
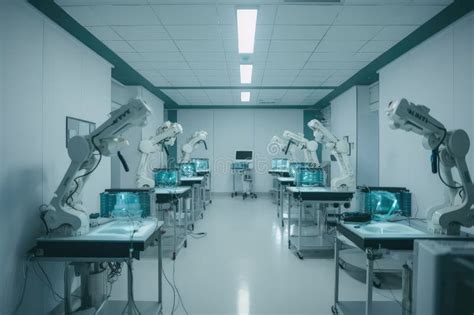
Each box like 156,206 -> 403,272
180,176 -> 205,227
192,158 -> 212,206
286,187 -> 353,259
333,221 -> 473,315
231,162 -> 257,199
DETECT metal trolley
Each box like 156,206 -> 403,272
230,150 -> 257,200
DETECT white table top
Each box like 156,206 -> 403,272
277,177 -> 295,182
287,186 -> 333,193
155,186 -> 191,195
180,176 -> 204,182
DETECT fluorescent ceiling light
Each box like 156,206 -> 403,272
237,9 -> 258,54
241,92 -> 251,102
240,64 -> 253,84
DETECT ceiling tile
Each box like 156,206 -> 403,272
292,75 -> 329,86
178,89 -> 209,99
128,40 -> 178,52
193,69 -> 228,77
225,52 -> 267,64
92,5 -> 160,26
182,52 -> 226,62
262,76 -> 295,86
160,69 -> 195,77
112,25 -> 169,40
152,5 -> 218,25
298,69 -> 336,77
269,40 -> 318,52
373,25 -> 418,40
324,26 -> 382,41
310,52 -> 355,62
87,26 -> 121,40
272,25 -> 329,40
304,61 -> 368,70
103,40 -> 134,52
352,52 -> 380,62
176,40 -> 225,52
167,25 -> 220,40
275,5 -> 342,25
258,89 -> 287,99
335,5 -> 445,25
323,75 -> 349,86
359,40 -> 397,53
167,76 -> 200,86
140,52 -> 185,62
263,69 -> 300,78
198,77 -> 230,86
153,62 -> 190,70
188,62 -> 228,70
316,40 -> 366,53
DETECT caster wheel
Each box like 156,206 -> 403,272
184,240 -> 188,248
297,252 -> 304,260
288,240 -> 291,249
210,200 -> 212,204
373,279 -> 381,288
172,252 -> 176,260
201,213 -> 204,219
191,224 -> 195,231
281,221 -> 284,228
331,305 -> 338,315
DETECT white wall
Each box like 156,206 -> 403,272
111,83 -> 164,188
0,2 -> 112,314
177,109 -> 304,193
379,12 -> 474,224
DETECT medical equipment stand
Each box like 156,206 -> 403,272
231,167 -> 257,199
197,170 -> 212,207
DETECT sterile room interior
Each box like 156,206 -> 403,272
1,0 -> 473,315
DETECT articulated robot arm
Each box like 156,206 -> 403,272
282,131 -> 320,166
180,130 -> 208,163
43,98 -> 152,236
387,98 -> 474,235
136,121 -> 183,188
268,135 -> 297,162
307,119 -> 355,191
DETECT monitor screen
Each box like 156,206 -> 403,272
236,151 -> 253,160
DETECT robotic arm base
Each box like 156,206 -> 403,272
43,202 -> 90,236
137,176 -> 155,189
331,176 -> 356,192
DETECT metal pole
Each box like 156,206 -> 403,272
366,250 -> 374,315
127,259 -> 133,315
334,237 -> 340,307
158,227 -> 163,308
298,199 -> 302,252
64,263 -> 71,315
287,191 -> 291,249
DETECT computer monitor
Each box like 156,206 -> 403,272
235,151 -> 253,160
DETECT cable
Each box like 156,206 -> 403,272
32,261 -> 64,302
162,266 -> 176,315
12,258 -> 31,315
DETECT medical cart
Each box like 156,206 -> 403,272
231,162 -> 257,199
192,158 -> 212,207
286,186 -> 353,259
180,176 -> 205,228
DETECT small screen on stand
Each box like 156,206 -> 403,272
236,151 -> 253,160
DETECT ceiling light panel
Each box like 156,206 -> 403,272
240,64 -> 253,84
237,9 -> 258,54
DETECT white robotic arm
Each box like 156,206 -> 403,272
387,98 -> 474,235
268,135 -> 297,162
180,130 -> 208,163
282,131 -> 320,166
136,121 -> 183,188
43,98 -> 152,236
307,119 -> 355,191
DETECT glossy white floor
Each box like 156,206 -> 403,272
111,194 -> 401,315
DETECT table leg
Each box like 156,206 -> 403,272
287,192 -> 291,249
64,263 -> 72,315
183,197 -> 188,246
334,237 -> 340,307
127,258 -> 133,315
366,249 -> 374,315
158,227 -> 162,307
298,199 -> 302,254
173,200 -> 177,260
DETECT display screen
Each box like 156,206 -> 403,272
236,151 -> 253,160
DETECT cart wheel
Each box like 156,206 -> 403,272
210,200 -> 212,204
172,252 -> 176,260
184,240 -> 188,248
297,252 -> 304,260
288,240 -> 291,249
191,224 -> 195,231
331,305 -> 338,315
281,221 -> 284,228
373,278 -> 381,288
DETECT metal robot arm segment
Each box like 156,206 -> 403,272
282,130 -> 320,166
386,98 -> 474,235
180,130 -> 208,163
136,121 -> 183,188
307,119 -> 355,191
43,98 -> 152,236
269,135 -> 297,162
